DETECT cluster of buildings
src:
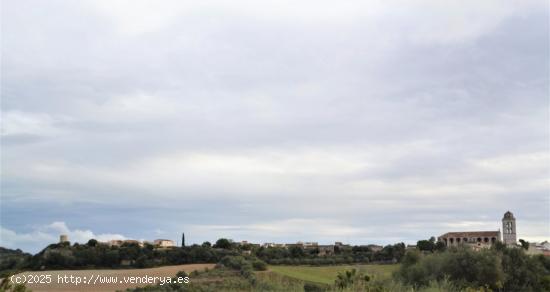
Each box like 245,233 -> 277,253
527,241 -> 550,256
244,241 -> 354,256
59,236 -> 176,248
106,239 -> 176,248
238,211 -> 536,255
438,211 -> 550,255
59,232 -> 186,249
236,240 -> 385,256
57,211 -> 548,256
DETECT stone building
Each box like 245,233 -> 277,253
318,245 -> 335,256
502,211 -> 517,246
438,231 -> 500,248
107,239 -> 144,247
59,234 -> 69,243
367,244 -> 383,252
438,211 -> 518,248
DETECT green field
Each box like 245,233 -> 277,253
269,264 -> 400,285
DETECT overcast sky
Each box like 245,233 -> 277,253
1,0 -> 549,253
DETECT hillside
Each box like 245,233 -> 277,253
0,247 -> 32,277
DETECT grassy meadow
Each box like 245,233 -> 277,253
268,264 -> 399,285
123,263 -> 401,292
11,264 -> 215,292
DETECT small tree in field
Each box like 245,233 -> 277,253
518,239 -> 529,250
214,238 -> 232,249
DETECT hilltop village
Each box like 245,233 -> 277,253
56,211 -> 550,257
2,211 -> 549,292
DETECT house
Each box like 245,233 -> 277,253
236,240 -> 260,248
108,240 -> 124,247
367,244 -> 383,252
334,242 -> 351,252
123,240 -> 143,247
527,241 -> 550,256
262,243 -> 285,248
318,245 -> 335,256
107,239 -> 144,247
540,241 -> 550,250
285,242 -> 304,249
303,242 -> 318,247
154,239 -> 175,248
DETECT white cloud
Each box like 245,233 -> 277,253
2,146 -> 369,201
396,0 -> 520,45
3,144 -> 548,205
85,0 -> 544,43
0,227 -> 55,251
1,0 -> 548,247
88,93 -> 182,121
187,218 -> 365,244
442,220 -> 500,230
1,111 -> 68,137
472,152 -> 550,176
88,0 -> 188,36
0,222 -> 127,253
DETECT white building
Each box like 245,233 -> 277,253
527,241 -> 550,256
154,239 -> 175,247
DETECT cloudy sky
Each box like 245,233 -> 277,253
1,0 -> 549,253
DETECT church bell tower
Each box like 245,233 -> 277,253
502,211 -> 517,246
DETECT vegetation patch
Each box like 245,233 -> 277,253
269,264 -> 398,285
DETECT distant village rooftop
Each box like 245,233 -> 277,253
439,231 -> 500,238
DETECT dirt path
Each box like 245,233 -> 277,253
14,263 -> 215,292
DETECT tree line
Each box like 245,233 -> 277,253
397,242 -> 550,291
0,238 -> 406,273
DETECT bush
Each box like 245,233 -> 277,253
175,270 -> 188,278
304,282 -> 328,292
214,238 -> 232,249
219,256 -> 251,270
396,246 -> 550,291
252,259 -> 267,271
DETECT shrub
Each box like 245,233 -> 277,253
219,256 -> 251,270
304,282 -> 328,292
396,246 -> 550,291
252,259 -> 267,271
175,270 -> 188,278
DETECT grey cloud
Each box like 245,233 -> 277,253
1,0 -> 548,252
